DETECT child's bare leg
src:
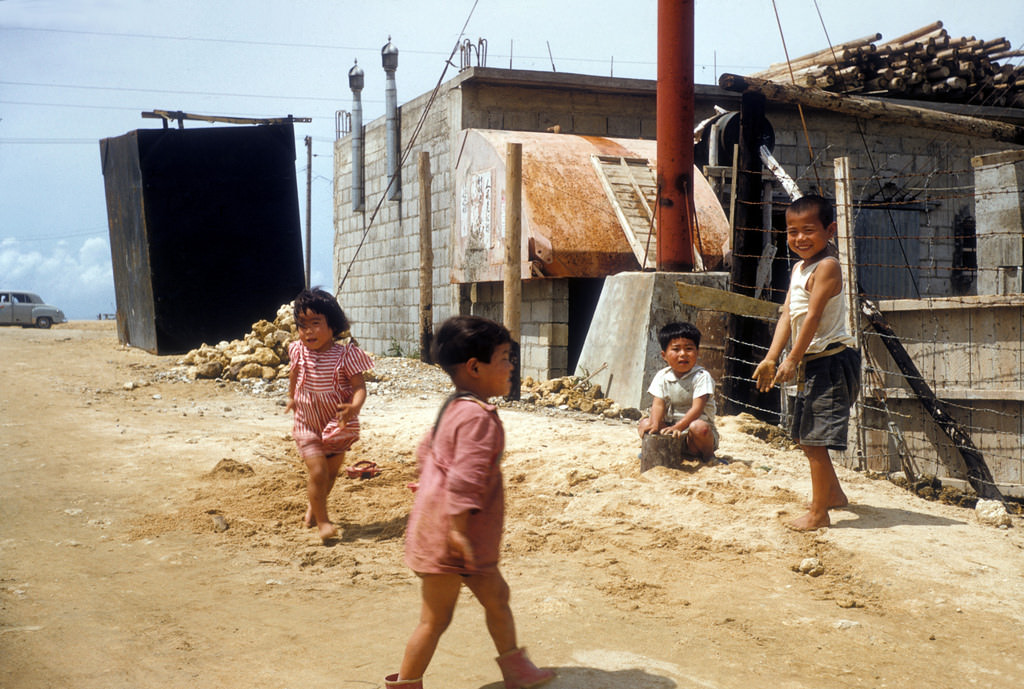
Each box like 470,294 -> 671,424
465,570 -> 516,655
306,452 -> 346,528
325,451 -> 345,495
790,445 -> 845,531
686,420 -> 716,460
303,452 -> 337,541
399,574 -> 463,680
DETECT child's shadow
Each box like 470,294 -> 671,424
830,503 -> 965,529
337,514 -> 409,543
479,666 -> 676,689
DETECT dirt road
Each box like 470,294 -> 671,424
2,321 -> 1022,689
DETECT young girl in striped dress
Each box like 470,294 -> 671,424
285,288 -> 374,543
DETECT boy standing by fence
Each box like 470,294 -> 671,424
754,194 -> 860,531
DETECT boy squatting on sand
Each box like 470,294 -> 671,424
637,321 -> 719,462
754,194 -> 861,531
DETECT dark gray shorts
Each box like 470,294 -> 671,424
790,347 -> 860,450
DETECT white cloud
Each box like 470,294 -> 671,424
0,236 -> 115,319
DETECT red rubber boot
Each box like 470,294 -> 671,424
495,647 -> 555,689
384,673 -> 423,689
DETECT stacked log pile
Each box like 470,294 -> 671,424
750,21 -> 1024,108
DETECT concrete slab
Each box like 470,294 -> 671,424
574,271 -> 729,410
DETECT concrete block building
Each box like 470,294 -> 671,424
333,66 -> 1024,381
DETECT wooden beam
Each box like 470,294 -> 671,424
718,73 -> 1024,145
675,282 -> 779,320
504,142 -> 523,401
141,110 -> 311,126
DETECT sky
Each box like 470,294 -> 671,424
1,0 -> 1022,320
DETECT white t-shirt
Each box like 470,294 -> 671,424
647,365 -> 717,427
788,257 -> 856,354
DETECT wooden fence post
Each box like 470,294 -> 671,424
418,151 -> 434,363
834,156 -> 864,467
504,143 -> 522,400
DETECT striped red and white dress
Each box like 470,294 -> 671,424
288,339 -> 374,458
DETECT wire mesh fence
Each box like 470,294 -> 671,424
718,154 -> 1023,494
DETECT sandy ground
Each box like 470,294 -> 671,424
2,320 -> 1023,689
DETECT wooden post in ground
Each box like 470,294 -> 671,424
304,136 -> 312,289
641,433 -> 707,472
833,156 -> 864,467
418,151 -> 434,363
723,92 -> 778,422
504,142 -> 522,400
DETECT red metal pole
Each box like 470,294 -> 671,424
656,0 -> 695,271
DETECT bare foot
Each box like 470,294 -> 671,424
788,510 -> 830,531
317,521 -> 338,543
303,505 -> 317,528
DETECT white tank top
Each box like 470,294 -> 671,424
788,257 -> 856,355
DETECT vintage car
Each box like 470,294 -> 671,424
0,290 -> 67,329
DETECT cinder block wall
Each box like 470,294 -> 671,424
463,280 -> 570,380
334,88 -> 457,356
754,103 -> 1018,298
334,68 -> 1022,373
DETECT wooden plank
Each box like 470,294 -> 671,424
590,155 -> 657,269
675,282 -> 780,320
877,294 -> 1024,311
867,387 -> 1024,402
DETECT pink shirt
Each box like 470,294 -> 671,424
404,396 -> 505,574
288,340 -> 373,443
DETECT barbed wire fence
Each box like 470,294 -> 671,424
716,154 -> 1023,498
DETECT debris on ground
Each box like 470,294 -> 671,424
734,412 -> 795,449
976,499 -> 1013,528
888,474 -> 979,508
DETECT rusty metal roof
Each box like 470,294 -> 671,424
452,129 -> 729,282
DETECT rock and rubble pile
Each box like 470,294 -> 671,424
519,375 -> 642,420
174,305 -> 646,421
179,304 -> 298,382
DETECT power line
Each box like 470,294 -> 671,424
2,227 -> 108,241
0,25 -> 761,72
0,80 -> 379,104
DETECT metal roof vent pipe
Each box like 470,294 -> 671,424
382,36 -> 401,201
348,59 -> 365,211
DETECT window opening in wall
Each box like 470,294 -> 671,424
952,206 -> 977,295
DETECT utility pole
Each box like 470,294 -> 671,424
655,0 -> 696,270
304,135 -> 312,289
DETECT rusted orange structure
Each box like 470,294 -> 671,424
452,129 -> 729,285
655,0 -> 696,271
